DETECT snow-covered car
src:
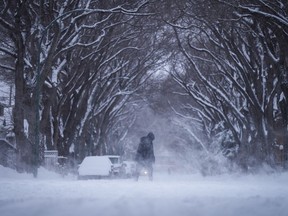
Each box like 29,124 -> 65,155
77,155 -> 121,179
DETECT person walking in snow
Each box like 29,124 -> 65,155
135,132 -> 155,181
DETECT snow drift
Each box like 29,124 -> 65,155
1,165 -> 288,216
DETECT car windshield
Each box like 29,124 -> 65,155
109,157 -> 119,164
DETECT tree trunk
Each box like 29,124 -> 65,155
13,14 -> 30,172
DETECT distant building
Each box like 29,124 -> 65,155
0,82 -> 16,168
0,101 -> 13,126
0,138 -> 16,168
0,98 -> 14,142
0,81 -> 14,136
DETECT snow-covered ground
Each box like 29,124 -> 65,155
0,165 -> 288,216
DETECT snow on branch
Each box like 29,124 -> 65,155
0,63 -> 14,71
168,100 -> 203,128
0,17 -> 15,32
0,46 -> 16,58
52,59 -> 67,84
239,5 -> 288,27
173,119 -> 209,154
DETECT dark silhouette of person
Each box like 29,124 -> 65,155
135,132 -> 155,181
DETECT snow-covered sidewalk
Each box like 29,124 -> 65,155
0,166 -> 288,216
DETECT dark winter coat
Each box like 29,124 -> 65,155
135,135 -> 155,164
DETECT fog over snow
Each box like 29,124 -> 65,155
1,165 -> 288,216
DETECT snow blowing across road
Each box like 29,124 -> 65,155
0,165 -> 288,216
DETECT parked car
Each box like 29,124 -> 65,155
120,160 -> 137,178
77,155 -> 121,180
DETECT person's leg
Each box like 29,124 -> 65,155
148,164 -> 153,181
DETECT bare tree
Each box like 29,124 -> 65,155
164,0 -> 288,170
0,0 -> 158,173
